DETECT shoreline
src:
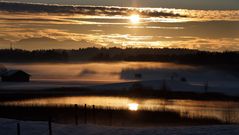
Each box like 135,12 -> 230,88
0,86 -> 239,102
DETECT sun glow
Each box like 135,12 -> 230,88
128,103 -> 139,111
130,15 -> 140,24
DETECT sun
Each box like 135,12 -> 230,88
130,14 -> 140,24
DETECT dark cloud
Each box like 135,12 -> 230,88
0,18 -> 64,22
0,1 -> 186,17
4,0 -> 239,10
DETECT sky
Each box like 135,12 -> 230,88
3,0 -> 239,10
0,1 -> 239,51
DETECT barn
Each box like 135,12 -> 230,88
1,70 -> 31,82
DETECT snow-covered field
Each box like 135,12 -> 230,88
1,79 -> 239,96
1,62 -> 239,96
0,79 -> 115,90
0,118 -> 239,135
90,79 -> 239,96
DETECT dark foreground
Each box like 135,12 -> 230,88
1,118 -> 239,135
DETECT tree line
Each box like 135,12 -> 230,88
0,47 -> 239,66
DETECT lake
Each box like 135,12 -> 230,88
2,96 -> 239,123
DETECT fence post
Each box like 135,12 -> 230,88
93,105 -> 96,124
17,123 -> 20,135
84,104 -> 87,124
48,117 -> 52,135
74,104 -> 78,125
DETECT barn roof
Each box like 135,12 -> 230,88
1,70 -> 31,77
0,64 -> 7,75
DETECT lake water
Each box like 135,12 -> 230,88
3,96 -> 239,123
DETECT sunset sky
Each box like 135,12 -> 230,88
0,0 -> 239,51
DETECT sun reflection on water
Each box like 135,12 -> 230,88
128,103 -> 139,111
